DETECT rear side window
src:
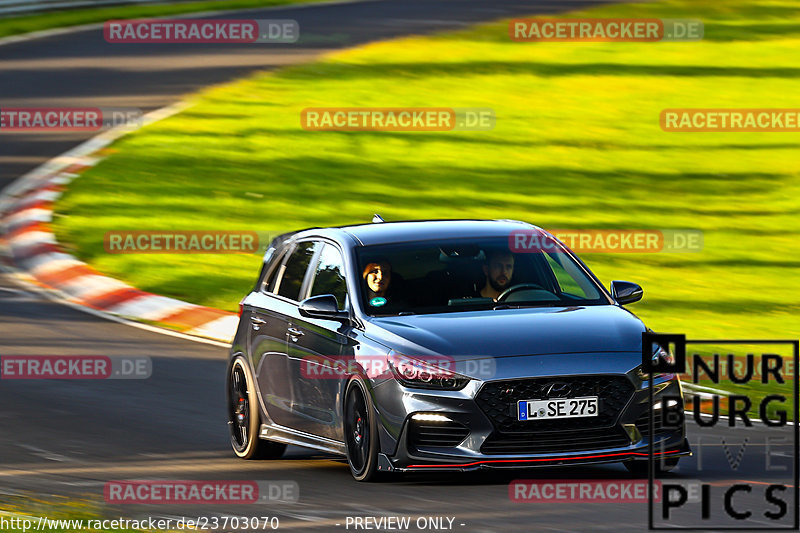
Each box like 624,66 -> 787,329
309,244 -> 348,310
276,242 -> 319,300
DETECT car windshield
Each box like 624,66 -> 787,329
356,236 -> 609,316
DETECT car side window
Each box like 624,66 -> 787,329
276,241 -> 319,300
309,244 -> 348,310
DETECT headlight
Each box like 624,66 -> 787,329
636,342 -> 676,381
388,352 -> 470,390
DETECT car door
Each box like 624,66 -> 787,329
249,240 -> 320,430
285,242 -> 353,441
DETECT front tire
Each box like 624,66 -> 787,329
228,356 -> 286,460
344,378 -> 380,481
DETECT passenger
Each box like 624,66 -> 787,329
475,250 -> 515,301
363,260 -> 391,298
363,259 -> 405,310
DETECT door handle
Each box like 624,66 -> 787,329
287,327 -> 304,337
250,317 -> 266,330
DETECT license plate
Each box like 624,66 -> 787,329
518,397 -> 598,421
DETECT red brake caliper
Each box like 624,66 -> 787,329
237,397 -> 245,423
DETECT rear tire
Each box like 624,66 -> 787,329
228,356 -> 286,460
344,378 -> 380,481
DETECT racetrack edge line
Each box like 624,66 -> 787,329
0,101 -> 238,346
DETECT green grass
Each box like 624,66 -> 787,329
0,496 -> 154,532
53,0 -> 800,343
0,0 -> 330,40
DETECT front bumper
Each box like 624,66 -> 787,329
373,371 -> 691,473
379,438 -> 691,473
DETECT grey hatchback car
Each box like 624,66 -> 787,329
227,219 -> 690,481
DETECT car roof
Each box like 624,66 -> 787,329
291,219 -> 543,247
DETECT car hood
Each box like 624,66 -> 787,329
366,305 -> 646,360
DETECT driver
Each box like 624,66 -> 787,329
476,250 -> 515,301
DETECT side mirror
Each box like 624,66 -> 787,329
298,294 -> 350,321
610,280 -> 643,305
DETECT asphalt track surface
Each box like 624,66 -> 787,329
0,0 -> 797,531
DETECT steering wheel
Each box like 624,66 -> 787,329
496,283 -> 546,302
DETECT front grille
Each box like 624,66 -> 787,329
481,427 -> 632,455
475,375 -> 635,433
408,420 -> 470,449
